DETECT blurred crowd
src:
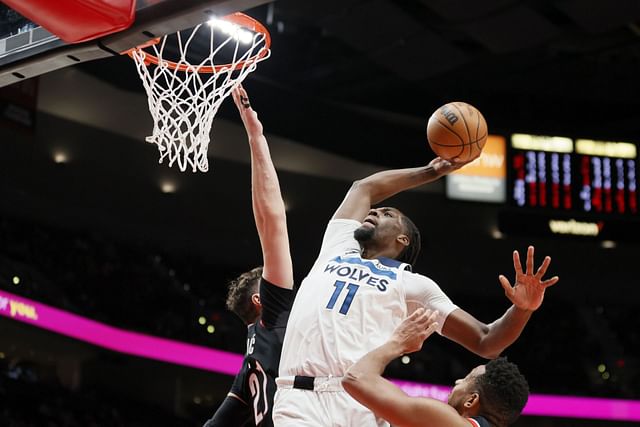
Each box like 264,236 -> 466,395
0,215 -> 245,353
0,362 -> 195,427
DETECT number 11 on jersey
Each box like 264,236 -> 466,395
326,280 -> 359,315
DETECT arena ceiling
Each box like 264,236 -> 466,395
76,0 -> 640,168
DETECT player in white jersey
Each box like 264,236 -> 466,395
273,158 -> 558,426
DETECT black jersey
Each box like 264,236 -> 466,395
467,416 -> 491,427
208,277 -> 294,427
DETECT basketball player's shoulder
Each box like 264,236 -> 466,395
403,268 -> 440,287
402,269 -> 451,302
325,218 -> 362,234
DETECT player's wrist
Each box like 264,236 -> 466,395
513,303 -> 535,314
385,338 -> 408,357
422,164 -> 445,182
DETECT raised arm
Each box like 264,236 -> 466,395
333,157 -> 474,222
232,85 -> 293,290
441,246 -> 559,359
343,309 -> 469,427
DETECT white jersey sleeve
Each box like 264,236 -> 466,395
404,272 -> 458,334
310,219 -> 361,270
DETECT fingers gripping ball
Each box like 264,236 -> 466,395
427,102 -> 488,162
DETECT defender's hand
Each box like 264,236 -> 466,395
231,84 -> 263,137
390,308 -> 439,355
499,246 -> 559,311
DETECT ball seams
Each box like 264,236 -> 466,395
427,102 -> 487,161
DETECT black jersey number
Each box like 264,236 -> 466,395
248,360 -> 269,425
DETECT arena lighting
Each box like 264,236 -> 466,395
1,289 -> 639,422
198,316 -> 206,325
511,134 -> 573,153
12,276 -> 20,285
52,151 -> 68,164
575,139 -> 637,159
600,240 -> 617,249
490,228 -> 504,239
206,17 -> 253,44
160,181 -> 176,194
401,355 -> 410,365
207,325 -> 215,334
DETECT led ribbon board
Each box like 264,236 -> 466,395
0,289 -> 242,374
1,290 -> 639,421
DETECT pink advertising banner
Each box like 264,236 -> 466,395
0,289 -> 243,374
392,380 -> 640,422
1,289 -> 638,421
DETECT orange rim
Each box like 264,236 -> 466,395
124,12 -> 271,73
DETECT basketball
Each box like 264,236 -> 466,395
426,102 -> 488,162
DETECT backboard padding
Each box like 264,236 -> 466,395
0,0 -> 273,88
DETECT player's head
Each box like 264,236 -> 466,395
226,266 -> 263,325
447,357 -> 529,426
354,207 -> 421,266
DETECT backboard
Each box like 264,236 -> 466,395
0,0 -> 272,88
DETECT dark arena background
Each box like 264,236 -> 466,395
1,0 -> 640,426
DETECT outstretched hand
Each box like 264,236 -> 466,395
231,84 -> 263,138
427,154 -> 479,176
499,246 -> 559,311
390,308 -> 439,354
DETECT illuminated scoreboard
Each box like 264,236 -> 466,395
502,134 -> 640,241
508,134 -> 638,216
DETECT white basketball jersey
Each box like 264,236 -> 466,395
279,219 -> 457,377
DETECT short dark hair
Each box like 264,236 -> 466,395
476,357 -> 529,426
226,266 -> 262,324
397,214 -> 421,267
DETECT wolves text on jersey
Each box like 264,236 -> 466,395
323,256 -> 396,292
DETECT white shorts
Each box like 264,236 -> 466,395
273,376 -> 389,427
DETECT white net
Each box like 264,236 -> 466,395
129,15 -> 270,172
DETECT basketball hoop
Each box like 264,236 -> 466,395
126,12 -> 271,172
